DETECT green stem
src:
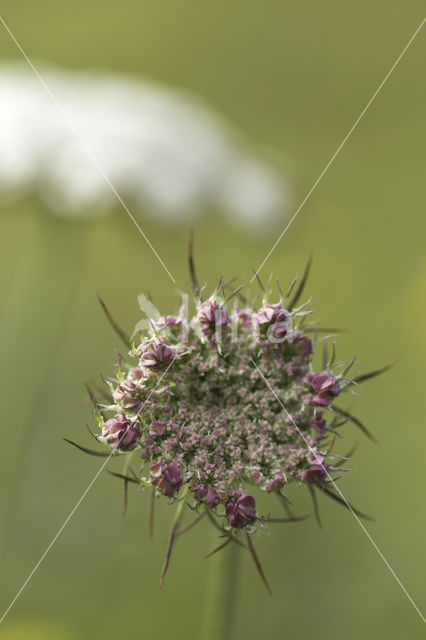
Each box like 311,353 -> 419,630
201,530 -> 241,640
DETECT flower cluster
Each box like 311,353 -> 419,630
95,283 -> 357,533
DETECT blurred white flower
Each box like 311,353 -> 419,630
0,62 -> 290,226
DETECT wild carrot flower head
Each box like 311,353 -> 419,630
71,257 -> 387,589
93,267 -> 376,531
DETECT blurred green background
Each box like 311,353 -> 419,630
0,2 -> 425,639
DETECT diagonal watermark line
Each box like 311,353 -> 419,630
251,17 -> 426,282
0,358 -> 176,625
0,456 -> 111,625
250,357 -> 425,624
0,16 -> 176,285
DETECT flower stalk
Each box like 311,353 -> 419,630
201,531 -> 241,640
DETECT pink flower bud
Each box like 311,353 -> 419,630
257,303 -> 289,340
225,492 -> 257,528
234,307 -> 252,328
203,485 -> 224,507
113,378 -> 144,410
150,461 -> 184,497
138,339 -> 173,369
301,451 -> 328,483
301,464 -> 328,484
308,372 -> 339,406
157,315 -> 182,330
102,414 -> 140,451
150,421 -> 166,436
265,474 -> 285,493
291,333 -> 313,356
310,412 -> 326,433
198,299 -> 230,333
